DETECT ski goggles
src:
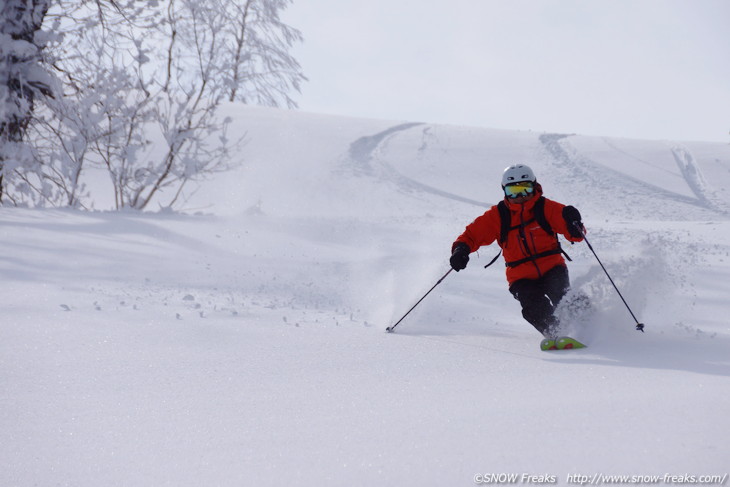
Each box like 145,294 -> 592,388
504,181 -> 535,198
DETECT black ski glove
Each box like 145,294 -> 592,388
450,242 -> 470,271
563,206 -> 585,238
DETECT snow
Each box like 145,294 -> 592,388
2,105 -> 729,486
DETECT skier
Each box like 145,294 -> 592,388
449,164 -> 586,350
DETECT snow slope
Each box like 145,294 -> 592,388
2,105 -> 729,486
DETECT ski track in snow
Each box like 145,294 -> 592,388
538,133 -> 727,219
671,144 -> 730,215
600,137 -> 680,178
346,123 -> 491,208
347,122 -> 425,174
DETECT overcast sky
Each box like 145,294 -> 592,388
282,0 -> 729,143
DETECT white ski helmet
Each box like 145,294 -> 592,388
501,164 -> 536,187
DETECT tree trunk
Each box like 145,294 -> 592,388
0,0 -> 52,202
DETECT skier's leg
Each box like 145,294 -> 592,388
543,264 -> 592,322
538,265 -> 572,335
542,265 -> 570,307
509,278 -> 559,337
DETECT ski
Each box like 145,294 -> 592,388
541,336 -> 586,351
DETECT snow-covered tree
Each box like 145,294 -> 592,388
222,0 -> 305,107
7,0 -> 305,210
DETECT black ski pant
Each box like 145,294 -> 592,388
508,264 -> 570,338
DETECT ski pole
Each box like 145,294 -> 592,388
386,268 -> 453,333
576,225 -> 645,332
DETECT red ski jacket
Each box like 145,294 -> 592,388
452,187 -> 583,286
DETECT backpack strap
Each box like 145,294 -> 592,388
506,247 -> 569,268
533,197 -> 554,236
497,201 -> 510,244
483,250 -> 503,269
533,197 -> 573,262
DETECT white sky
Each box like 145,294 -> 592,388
282,0 -> 730,142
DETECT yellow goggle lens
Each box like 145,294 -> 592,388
504,182 -> 534,198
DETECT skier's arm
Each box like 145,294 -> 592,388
452,208 -> 500,252
449,208 -> 500,271
545,200 -> 584,242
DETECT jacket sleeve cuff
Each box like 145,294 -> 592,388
451,242 -> 471,254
